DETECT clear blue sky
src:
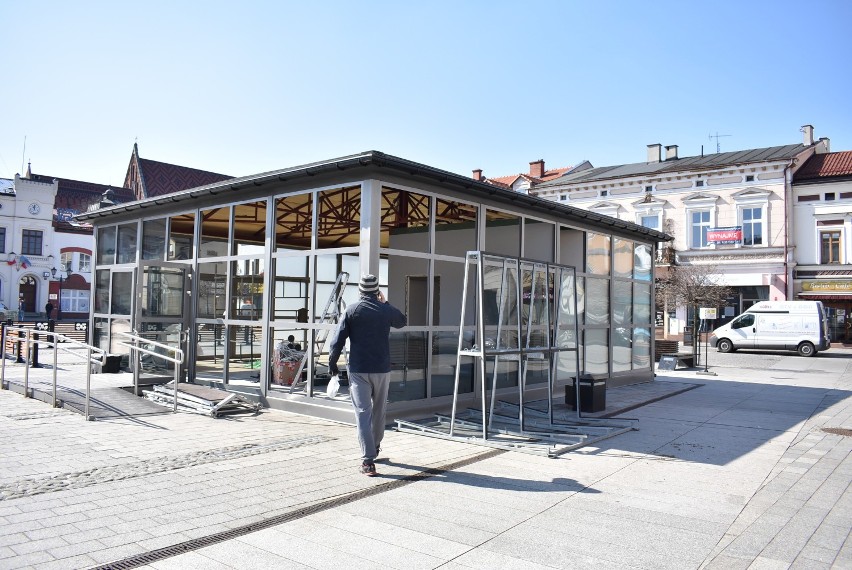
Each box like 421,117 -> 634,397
2,0 -> 850,186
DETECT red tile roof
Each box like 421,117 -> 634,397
133,158 -> 233,198
483,167 -> 572,189
28,173 -> 135,221
795,151 -> 852,180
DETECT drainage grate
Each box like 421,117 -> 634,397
91,448 -> 505,569
822,427 -> 852,437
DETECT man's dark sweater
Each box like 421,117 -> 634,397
328,294 -> 406,374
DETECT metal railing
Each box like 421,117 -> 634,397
0,325 -> 107,420
117,331 -> 185,413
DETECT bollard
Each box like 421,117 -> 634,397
31,332 -> 42,368
16,330 -> 24,363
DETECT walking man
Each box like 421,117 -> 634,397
328,274 -> 406,476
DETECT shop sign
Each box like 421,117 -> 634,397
802,280 -> 852,292
707,226 -> 742,245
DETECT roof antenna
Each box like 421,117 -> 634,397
708,132 -> 731,153
20,135 -> 26,175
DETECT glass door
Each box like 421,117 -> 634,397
135,261 -> 192,382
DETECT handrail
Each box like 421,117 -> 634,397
117,331 -> 184,413
1,325 -> 107,420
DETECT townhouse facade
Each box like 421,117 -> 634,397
484,126 -> 831,341
792,150 -> 852,343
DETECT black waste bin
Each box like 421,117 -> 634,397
102,354 -> 122,374
565,374 -> 607,412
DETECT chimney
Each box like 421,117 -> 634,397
529,160 -> 545,179
647,144 -> 662,163
817,137 -> 830,154
802,124 -> 814,146
665,145 -> 679,161
472,169 -> 483,181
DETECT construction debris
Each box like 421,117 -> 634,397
144,383 -> 260,417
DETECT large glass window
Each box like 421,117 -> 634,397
97,227 -> 116,265
197,262 -> 228,319
586,233 -> 611,275
524,219 -> 555,262
230,259 -> 264,321
634,244 -> 652,281
21,229 -> 43,256
742,207 -> 763,246
318,186 -> 361,248
117,223 -> 137,264
435,198 -> 477,257
585,278 -> 609,325
820,230 -> 842,264
690,210 -> 711,248
613,238 -> 633,279
485,209 -> 520,258
275,194 -> 313,252
382,188 -> 431,253
94,270 -> 110,313
200,207 -> 230,258
62,289 -> 90,313
232,201 -> 267,255
0,227 -> 5,253
142,218 -> 167,260
168,213 -> 195,260
110,272 -> 133,315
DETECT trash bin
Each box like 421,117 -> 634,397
565,374 -> 606,412
102,354 -> 122,374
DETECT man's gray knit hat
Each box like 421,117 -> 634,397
359,274 -> 380,294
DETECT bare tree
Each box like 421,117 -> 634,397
656,264 -> 734,355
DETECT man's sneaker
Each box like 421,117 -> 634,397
360,461 -> 377,476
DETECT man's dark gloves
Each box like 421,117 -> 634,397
329,365 -> 339,376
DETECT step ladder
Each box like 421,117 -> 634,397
290,272 -> 349,393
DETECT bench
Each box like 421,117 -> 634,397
659,352 -> 696,369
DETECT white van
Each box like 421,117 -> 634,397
709,301 -> 831,357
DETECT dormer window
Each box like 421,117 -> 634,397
696,180 -> 705,187
600,190 -> 608,197
645,185 -> 653,192
745,175 -> 755,182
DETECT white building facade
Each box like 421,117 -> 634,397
532,126 -> 831,341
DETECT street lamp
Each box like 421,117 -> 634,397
50,266 -> 73,321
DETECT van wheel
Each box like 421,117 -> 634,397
717,338 -> 734,353
797,342 -> 816,357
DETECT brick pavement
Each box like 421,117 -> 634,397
0,348 -> 849,569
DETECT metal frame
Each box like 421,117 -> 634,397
117,331 -> 185,413
397,251 -> 636,457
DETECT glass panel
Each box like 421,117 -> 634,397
97,226 -> 116,265
196,262 -> 227,319
275,193 -> 312,252
521,263 -> 550,349
272,256 -> 310,322
612,325 -> 631,372
559,226 -> 584,269
480,257 -> 520,350
109,318 -> 132,356
634,283 -> 651,325
586,232 -> 611,275
585,278 -> 609,326
554,267 -> 577,350
431,331 -> 474,397
584,329 -> 608,375
233,200 -> 267,255
230,260 -> 264,321
633,327 -> 651,369
576,275 -> 585,326
142,218 -> 167,260
388,331 -> 427,401
93,317 -> 109,351
141,267 -> 184,318
613,281 -> 632,327
484,209 -> 520,258
634,243 -> 652,281
314,254 -> 359,318
269,327 -> 310,392
94,269 -> 110,313
524,219 -> 554,262
168,213 -> 195,260
116,223 -> 137,264
613,238 -> 633,279
199,207 -> 230,258
317,186 -> 361,248
434,198 -> 477,257
434,260 -> 473,327
110,272 -> 133,315
381,187 -> 431,253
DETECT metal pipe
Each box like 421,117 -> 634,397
85,346 -> 92,420
52,332 -> 58,408
23,331 -> 30,398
